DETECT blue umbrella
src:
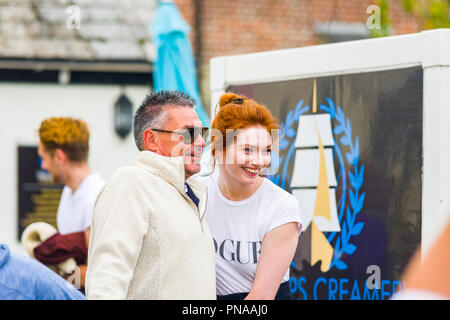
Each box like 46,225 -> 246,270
150,1 -> 210,126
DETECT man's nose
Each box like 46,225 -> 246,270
194,132 -> 206,148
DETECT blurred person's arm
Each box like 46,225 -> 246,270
395,221 -> 450,299
79,227 -> 90,287
245,222 -> 299,300
85,172 -> 149,300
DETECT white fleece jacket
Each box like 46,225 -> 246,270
85,151 -> 216,300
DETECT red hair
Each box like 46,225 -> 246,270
211,92 -> 279,159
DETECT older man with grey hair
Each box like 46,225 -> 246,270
85,90 -> 215,300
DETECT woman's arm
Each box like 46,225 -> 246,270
245,222 -> 299,300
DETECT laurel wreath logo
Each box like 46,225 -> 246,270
320,97 -> 365,270
266,99 -> 309,187
267,97 -> 365,271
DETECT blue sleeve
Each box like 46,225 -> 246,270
27,257 -> 86,300
1,253 -> 85,300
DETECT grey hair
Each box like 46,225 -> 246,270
133,90 -> 196,150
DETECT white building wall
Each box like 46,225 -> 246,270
0,83 -> 150,254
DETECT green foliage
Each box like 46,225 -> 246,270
426,0 -> 450,28
402,0 -> 450,29
402,0 -> 418,12
370,0 -> 450,38
370,0 -> 392,37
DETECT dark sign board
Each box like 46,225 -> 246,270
18,146 -> 63,240
228,66 -> 423,300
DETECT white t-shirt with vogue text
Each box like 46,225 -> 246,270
57,173 -> 105,235
197,172 -> 302,296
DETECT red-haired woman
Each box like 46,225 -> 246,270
197,93 -> 302,300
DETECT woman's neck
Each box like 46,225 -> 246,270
218,170 -> 264,201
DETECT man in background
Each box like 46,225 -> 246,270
37,117 -> 105,289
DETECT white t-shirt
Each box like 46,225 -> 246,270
197,172 -> 302,296
57,173 -> 105,235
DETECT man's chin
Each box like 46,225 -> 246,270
185,164 -> 201,178
52,176 -> 63,184
184,154 -> 202,165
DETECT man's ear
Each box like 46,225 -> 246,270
54,148 -> 68,163
142,129 -> 161,153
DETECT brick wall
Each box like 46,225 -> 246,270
174,0 -> 423,109
174,0 -> 197,51
176,0 -> 423,64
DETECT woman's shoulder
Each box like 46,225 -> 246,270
261,178 -> 299,210
260,178 -> 302,233
193,172 -> 218,190
263,178 -> 296,200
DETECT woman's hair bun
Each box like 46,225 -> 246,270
219,92 -> 245,109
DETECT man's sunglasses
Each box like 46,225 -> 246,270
151,127 -> 209,144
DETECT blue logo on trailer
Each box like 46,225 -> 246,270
268,97 -> 365,270
264,97 -> 411,300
